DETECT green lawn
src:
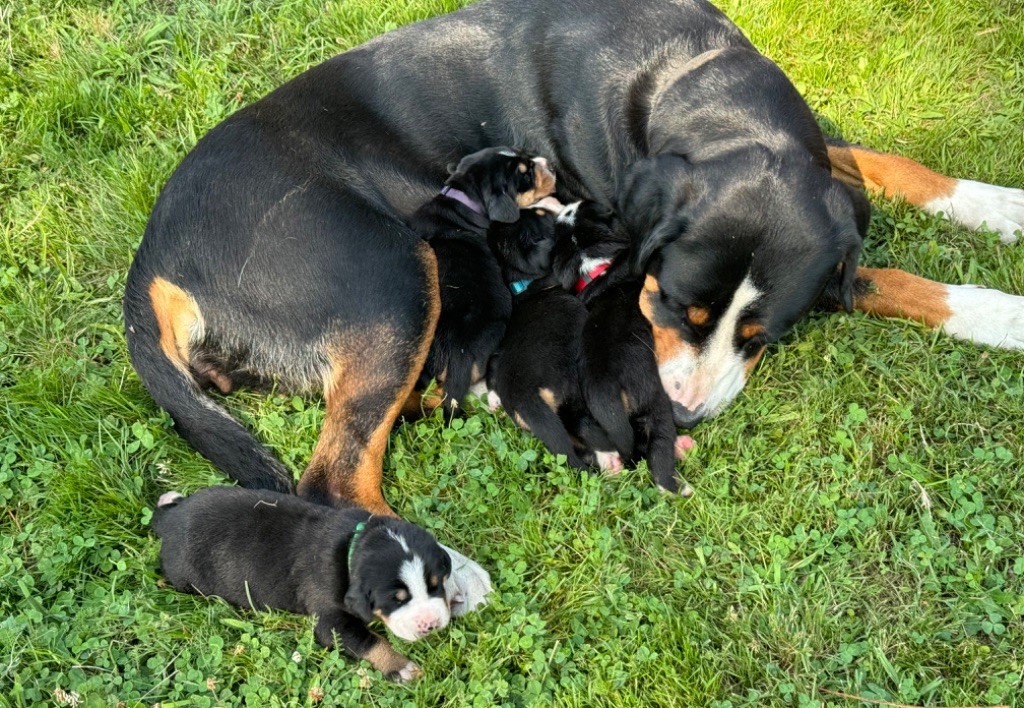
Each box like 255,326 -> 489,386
2,0 -> 1022,705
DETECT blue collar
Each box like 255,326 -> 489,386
510,279 -> 532,295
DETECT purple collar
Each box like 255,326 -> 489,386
440,186 -> 484,215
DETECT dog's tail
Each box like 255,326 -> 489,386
584,379 -> 636,459
510,394 -> 590,469
123,276 -> 294,493
150,491 -> 184,537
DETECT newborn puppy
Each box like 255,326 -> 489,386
487,200 -> 618,470
152,487 -> 452,683
569,202 -> 694,494
413,147 -> 556,417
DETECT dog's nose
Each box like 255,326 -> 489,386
672,401 -> 704,429
418,616 -> 443,635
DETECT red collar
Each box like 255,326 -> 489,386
574,259 -> 612,294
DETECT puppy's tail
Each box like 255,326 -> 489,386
584,379 -> 636,459
511,395 -> 590,469
123,273 -> 294,494
150,491 -> 184,537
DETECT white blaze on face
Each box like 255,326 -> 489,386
380,544 -> 450,642
661,274 -> 762,420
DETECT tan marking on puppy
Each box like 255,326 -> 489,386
400,389 -> 445,419
620,389 -> 631,414
739,323 -> 765,340
193,360 -> 233,394
853,267 -> 953,327
827,145 -> 955,207
149,276 -> 203,377
363,636 -> 418,679
517,161 -> 558,206
686,306 -> 710,327
539,387 -> 559,412
471,362 -> 485,383
396,588 -> 409,602
639,280 -> 696,365
644,275 -> 660,292
513,411 -> 531,432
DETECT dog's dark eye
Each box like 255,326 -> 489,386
743,339 -> 764,358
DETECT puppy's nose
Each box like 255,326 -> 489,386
672,401 -> 704,429
418,616 -> 443,634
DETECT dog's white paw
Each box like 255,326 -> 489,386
943,284 -> 1024,349
925,179 -> 1024,244
157,491 -> 184,507
439,543 -> 492,617
674,435 -> 695,459
486,390 -> 502,412
393,660 -> 422,684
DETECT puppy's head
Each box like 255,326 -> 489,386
550,200 -> 630,290
621,152 -> 864,427
488,202 -> 559,283
344,518 -> 452,642
446,147 -> 557,223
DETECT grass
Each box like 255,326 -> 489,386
1,0 -> 1022,705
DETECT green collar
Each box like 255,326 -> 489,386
347,520 -> 369,573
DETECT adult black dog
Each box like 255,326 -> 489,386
124,0 -> 1024,565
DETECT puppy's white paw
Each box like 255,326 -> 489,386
393,660 -> 422,684
157,491 -> 184,507
468,381 -> 489,398
439,543 -> 492,617
595,450 -> 624,475
925,179 -> 1024,244
674,435 -> 695,459
943,284 -> 1024,349
486,390 -> 502,412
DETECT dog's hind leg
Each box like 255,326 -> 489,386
297,243 -> 440,516
826,138 -> 1024,244
840,267 -> 1024,350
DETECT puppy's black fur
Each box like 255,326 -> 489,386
488,203 -> 617,469
152,487 -> 450,682
568,202 -> 689,493
413,147 -> 555,417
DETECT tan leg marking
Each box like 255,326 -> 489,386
301,243 -> 441,517
827,145 -> 955,207
362,635 -> 415,677
400,389 -> 445,418
853,267 -> 952,327
539,387 -> 559,412
513,411 -> 531,431
148,276 -> 203,376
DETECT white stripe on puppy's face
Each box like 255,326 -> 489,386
378,534 -> 450,643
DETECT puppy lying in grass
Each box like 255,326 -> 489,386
412,146 -> 556,417
153,486 -> 452,682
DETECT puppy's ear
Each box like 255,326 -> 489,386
837,241 -> 861,313
618,154 -> 693,275
827,180 -> 868,312
343,581 -> 374,623
484,190 -> 520,223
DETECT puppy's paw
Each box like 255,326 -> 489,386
595,450 -> 624,475
389,660 -> 423,684
439,544 -> 493,617
674,435 -> 695,459
157,491 -> 184,507
924,179 -> 1024,244
943,284 -> 1024,349
656,477 -> 694,498
486,390 -> 502,412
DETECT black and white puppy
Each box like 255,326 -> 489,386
152,487 -> 452,683
487,200 -> 619,471
412,147 -> 556,417
564,201 -> 694,494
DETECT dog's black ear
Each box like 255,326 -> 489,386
484,190 -> 520,223
618,154 -> 693,275
826,180 -> 868,312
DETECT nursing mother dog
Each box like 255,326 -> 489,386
124,0 -> 1024,608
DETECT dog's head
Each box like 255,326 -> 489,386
621,152 -> 866,427
344,517 -> 452,642
549,200 -> 630,290
446,147 -> 557,223
488,202 -> 559,283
